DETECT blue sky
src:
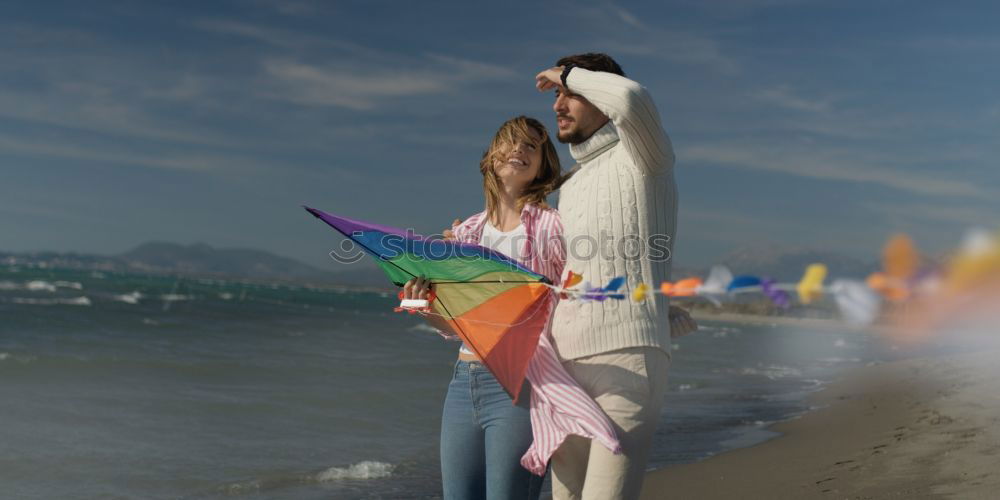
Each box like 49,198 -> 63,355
1,0 -> 996,272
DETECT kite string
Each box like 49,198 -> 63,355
409,280 -> 834,329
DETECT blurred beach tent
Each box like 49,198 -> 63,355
305,207 -> 551,403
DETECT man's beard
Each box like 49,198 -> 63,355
557,128 -> 589,145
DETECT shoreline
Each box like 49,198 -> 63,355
689,309 -> 853,330
640,349 -> 1000,499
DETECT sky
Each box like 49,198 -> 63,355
1,0 -> 997,272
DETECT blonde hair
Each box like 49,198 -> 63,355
480,116 -> 562,226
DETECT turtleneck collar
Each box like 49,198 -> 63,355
569,121 -> 620,163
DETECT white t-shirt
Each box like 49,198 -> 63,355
458,221 -> 526,356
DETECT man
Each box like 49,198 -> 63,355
534,53 -> 686,500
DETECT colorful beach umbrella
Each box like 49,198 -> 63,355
305,207 -> 552,403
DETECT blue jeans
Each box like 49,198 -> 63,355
440,360 -> 543,500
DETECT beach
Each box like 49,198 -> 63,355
641,348 -> 1000,499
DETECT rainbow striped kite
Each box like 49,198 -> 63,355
305,207 -> 552,402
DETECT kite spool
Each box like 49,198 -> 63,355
394,290 -> 436,314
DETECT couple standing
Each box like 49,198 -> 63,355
404,52 -> 694,500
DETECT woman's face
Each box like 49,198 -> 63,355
492,126 -> 544,191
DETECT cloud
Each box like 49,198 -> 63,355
903,35 -> 1000,52
0,130 -> 360,180
192,19 -> 519,110
260,59 -> 450,110
752,85 -> 831,112
259,54 -> 516,110
861,201 -> 999,227
0,132 -> 244,173
563,3 -> 740,74
683,142 -> 998,200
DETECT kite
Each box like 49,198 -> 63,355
305,207 -> 552,403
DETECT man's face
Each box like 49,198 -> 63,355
553,88 -> 609,145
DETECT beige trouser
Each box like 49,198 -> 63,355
551,346 -> 670,500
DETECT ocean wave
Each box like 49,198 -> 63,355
25,280 -> 57,292
740,364 -> 802,380
408,324 -> 440,334
114,291 -> 143,304
11,296 -> 91,306
316,461 -> 394,482
0,352 -> 37,364
160,294 -> 194,302
817,357 -> 862,364
0,280 -> 83,292
215,461 -> 394,496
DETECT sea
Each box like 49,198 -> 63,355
1,266 -> 915,499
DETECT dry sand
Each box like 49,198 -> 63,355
641,350 -> 1000,499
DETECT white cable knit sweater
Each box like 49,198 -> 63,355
550,67 -> 678,361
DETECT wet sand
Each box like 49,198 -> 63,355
642,350 -> 1000,499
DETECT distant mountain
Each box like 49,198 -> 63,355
715,244 -> 877,281
118,242 -> 329,280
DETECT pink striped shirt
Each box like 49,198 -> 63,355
451,203 -> 621,475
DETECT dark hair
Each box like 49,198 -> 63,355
556,53 -> 625,77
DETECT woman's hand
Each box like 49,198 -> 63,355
403,275 -> 432,300
442,219 -> 462,240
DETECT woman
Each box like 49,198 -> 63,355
403,116 -> 620,500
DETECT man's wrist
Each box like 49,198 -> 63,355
560,64 -> 576,89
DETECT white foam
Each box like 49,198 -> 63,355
316,461 -> 394,482
818,357 -> 862,364
218,292 -> 234,300
408,324 -> 440,334
114,291 -> 143,304
25,280 -> 57,292
740,364 -> 802,380
11,296 -> 91,306
53,281 -> 83,290
0,280 -> 18,290
160,294 -> 193,302
218,480 -> 262,495
0,352 -> 36,363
